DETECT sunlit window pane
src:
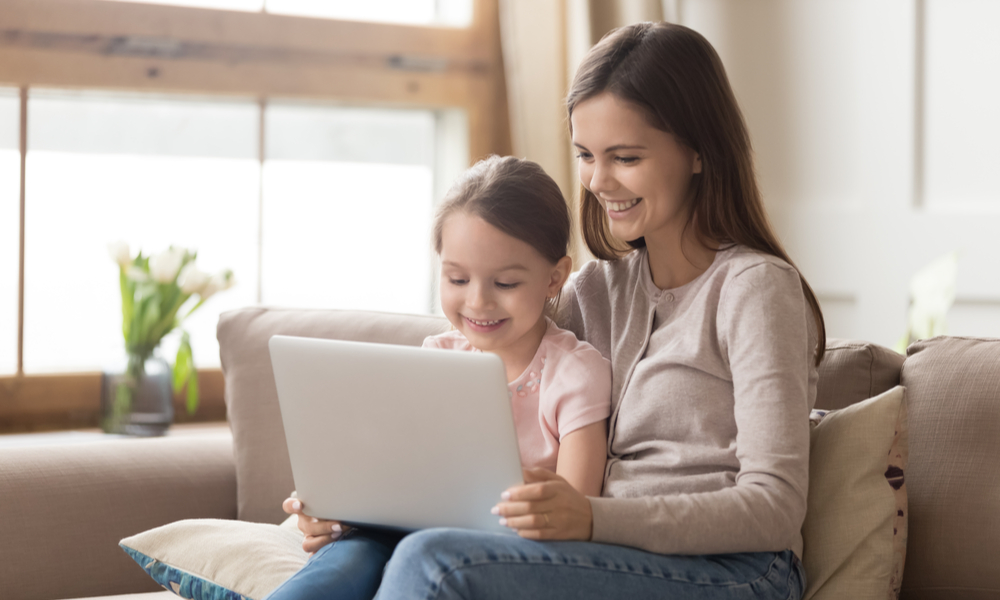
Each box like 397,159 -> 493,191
96,0 -> 473,26
99,0 -> 265,11
265,0 -> 472,27
262,103 -> 436,313
0,89 -> 19,375
24,90 -> 259,373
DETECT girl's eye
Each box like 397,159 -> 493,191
575,151 -> 593,161
449,278 -> 468,286
495,282 -> 520,290
616,156 -> 640,165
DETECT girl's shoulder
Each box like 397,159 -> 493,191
421,329 -> 474,352
539,320 -> 611,372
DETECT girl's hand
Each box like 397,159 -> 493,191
492,467 -> 594,540
281,496 -> 350,555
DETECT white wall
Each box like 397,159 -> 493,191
678,0 -> 1000,347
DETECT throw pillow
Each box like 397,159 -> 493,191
120,516 -> 306,600
802,385 -> 908,600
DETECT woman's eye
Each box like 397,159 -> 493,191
616,156 -> 639,165
448,278 -> 468,285
575,151 -> 593,161
495,282 -> 520,290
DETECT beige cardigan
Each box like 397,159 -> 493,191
560,245 -> 818,558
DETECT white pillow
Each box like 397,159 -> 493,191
802,385 -> 908,600
120,516 -> 307,600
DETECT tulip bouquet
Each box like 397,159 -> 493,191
107,242 -> 234,427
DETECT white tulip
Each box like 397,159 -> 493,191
148,248 -> 186,284
177,263 -> 211,295
126,265 -> 150,282
199,270 -> 235,301
108,241 -> 131,269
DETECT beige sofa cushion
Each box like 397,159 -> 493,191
217,307 -> 449,524
816,338 -> 904,410
899,336 -> 1000,600
802,386 -> 908,600
0,436 -> 235,600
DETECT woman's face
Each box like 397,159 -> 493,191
571,92 -> 702,245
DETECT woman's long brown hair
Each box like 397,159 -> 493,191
567,22 -> 826,365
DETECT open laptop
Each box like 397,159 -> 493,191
268,335 -> 524,533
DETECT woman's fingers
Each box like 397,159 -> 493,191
493,470 -> 593,540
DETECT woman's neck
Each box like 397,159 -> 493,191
644,223 -> 717,290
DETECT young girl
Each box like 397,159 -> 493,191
267,155 -> 611,600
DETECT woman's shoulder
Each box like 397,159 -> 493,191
713,245 -> 798,280
572,249 -> 646,293
707,245 -> 802,300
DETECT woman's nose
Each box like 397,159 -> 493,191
586,160 -> 617,196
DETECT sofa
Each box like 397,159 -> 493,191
1,306 -> 997,600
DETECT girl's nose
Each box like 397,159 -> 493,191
467,282 -> 494,309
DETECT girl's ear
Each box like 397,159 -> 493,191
547,256 -> 573,298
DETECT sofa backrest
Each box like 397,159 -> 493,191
815,338 -> 904,410
896,336 -> 1000,600
218,308 -> 906,523
217,307 -> 449,524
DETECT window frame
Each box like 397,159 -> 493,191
0,0 -> 510,432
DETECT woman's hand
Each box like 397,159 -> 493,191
492,468 -> 594,540
282,495 -> 350,555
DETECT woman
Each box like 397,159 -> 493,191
291,22 -> 825,599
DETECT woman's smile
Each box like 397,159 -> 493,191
605,197 -> 643,217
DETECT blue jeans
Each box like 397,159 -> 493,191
264,527 -> 407,600
374,528 -> 806,600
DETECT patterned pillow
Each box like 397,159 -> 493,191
802,385 -> 908,600
120,516 -> 307,600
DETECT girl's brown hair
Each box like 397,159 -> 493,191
433,154 -> 570,266
567,21 -> 825,364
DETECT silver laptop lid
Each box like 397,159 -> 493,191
269,334 -> 524,533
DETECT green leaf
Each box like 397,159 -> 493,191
173,333 -> 192,393
186,363 -> 200,415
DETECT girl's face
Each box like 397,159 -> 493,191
439,212 -> 570,359
571,92 -> 702,245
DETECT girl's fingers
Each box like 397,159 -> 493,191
301,532 -> 340,554
281,496 -> 303,515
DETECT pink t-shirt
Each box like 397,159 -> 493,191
422,318 -> 611,472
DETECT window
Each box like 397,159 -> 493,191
100,0 -> 473,27
0,89 -> 18,375
0,0 -> 507,429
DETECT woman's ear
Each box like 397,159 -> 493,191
548,256 -> 573,298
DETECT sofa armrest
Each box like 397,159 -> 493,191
0,433 -> 237,600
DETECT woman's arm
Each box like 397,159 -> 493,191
555,420 -> 607,497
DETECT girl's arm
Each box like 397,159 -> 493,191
555,420 -> 607,497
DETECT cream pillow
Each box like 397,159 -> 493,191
120,516 -> 306,600
802,385 -> 908,600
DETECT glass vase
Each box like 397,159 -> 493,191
100,352 -> 174,436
